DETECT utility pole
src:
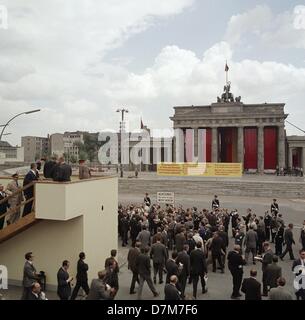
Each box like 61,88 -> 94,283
116,108 -> 129,178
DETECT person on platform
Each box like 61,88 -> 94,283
227,245 -> 246,299
176,244 -> 190,299
292,249 -> 305,300
5,173 -> 23,224
136,246 -> 159,300
280,223 -> 295,261
271,199 -> 279,216
241,269 -> 262,300
87,271 -> 113,300
53,156 -> 72,182
0,184 -> 9,230
269,277 -> 293,300
79,159 -> 91,180
150,235 -> 168,284
190,242 -> 208,299
164,275 -> 181,300
70,252 -> 89,300
43,156 -> 57,179
265,255 -> 282,291
21,252 -> 40,300
22,163 -> 39,217
57,260 -> 73,300
212,195 -> 220,210
128,242 -> 141,294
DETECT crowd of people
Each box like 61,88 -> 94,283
118,194 -> 305,300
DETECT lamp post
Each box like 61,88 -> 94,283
116,108 -> 129,178
0,109 -> 41,141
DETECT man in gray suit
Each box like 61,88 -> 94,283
244,226 -> 258,265
269,277 -> 293,300
136,225 -> 151,249
21,252 -> 40,300
150,235 -> 168,284
265,255 -> 282,290
87,271 -> 113,300
280,223 -> 295,261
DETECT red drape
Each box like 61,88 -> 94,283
244,128 -> 258,169
264,127 -> 277,169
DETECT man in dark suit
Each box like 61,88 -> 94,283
70,252 -> 89,300
136,246 -> 159,300
43,156 -> 57,179
21,252 -> 40,300
165,251 -> 179,284
241,269 -> 262,300
292,249 -> 305,300
57,260 -> 73,300
280,223 -> 295,261
300,221 -> 305,251
128,242 -> 141,294
150,235 -> 168,284
271,199 -> 279,216
87,271 -> 113,300
0,184 -> 9,230
105,249 -> 119,274
227,245 -> 246,299
53,157 -> 72,182
175,229 -> 186,253
260,242 -> 274,296
265,255 -> 282,290
210,232 -> 225,273
164,275 -> 181,300
212,195 -> 220,210
190,242 -> 208,299
176,244 -> 190,299
27,282 -> 45,300
22,163 -> 38,217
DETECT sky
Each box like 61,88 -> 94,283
1,0 -> 305,145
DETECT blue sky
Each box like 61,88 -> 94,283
1,0 -> 305,144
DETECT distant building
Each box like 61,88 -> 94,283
0,141 -> 24,164
63,131 -> 86,160
21,136 -> 49,162
49,133 -> 64,157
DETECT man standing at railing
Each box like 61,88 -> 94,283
53,157 -> 72,182
0,184 -> 9,229
22,163 -> 38,217
5,173 -> 23,224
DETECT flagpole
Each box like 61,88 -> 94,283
226,60 -> 228,85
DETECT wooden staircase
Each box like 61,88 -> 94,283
0,212 -> 40,244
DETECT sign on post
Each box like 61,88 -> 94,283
157,192 -> 175,205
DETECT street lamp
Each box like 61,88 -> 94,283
0,109 -> 41,141
116,108 -> 129,178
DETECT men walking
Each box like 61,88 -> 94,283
136,225 -> 151,249
190,242 -> 208,299
244,225 -> 258,265
21,252 -> 39,300
241,269 -> 262,300
136,246 -> 159,300
70,252 -> 89,300
87,271 -> 113,300
128,242 -> 141,294
227,245 -> 246,299
57,260 -> 73,300
210,232 -> 225,273
150,235 -> 168,284
176,244 -> 190,299
165,251 -> 180,284
280,223 -> 295,261
260,242 -> 274,296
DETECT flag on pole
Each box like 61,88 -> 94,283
225,62 -> 229,72
140,118 -> 144,129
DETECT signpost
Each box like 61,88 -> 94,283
157,192 -> 175,205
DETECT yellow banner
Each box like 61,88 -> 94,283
157,163 -> 242,177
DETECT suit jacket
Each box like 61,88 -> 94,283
22,261 -> 38,288
218,231 -> 229,248
241,277 -> 262,300
79,165 -> 91,180
76,259 -> 89,283
57,267 -> 71,299
176,251 -> 190,278
0,192 -> 9,214
27,292 -> 42,300
136,253 -> 151,277
227,250 -> 246,274
190,248 -> 207,275
284,228 -> 295,246
150,242 -> 168,264
244,230 -> 258,249
5,180 -> 23,207
166,259 -> 179,283
87,279 -> 111,300
175,233 -> 186,252
269,287 -> 293,300
265,263 -> 282,288
210,237 -> 225,254
136,230 -> 151,249
23,171 -> 38,198
262,249 -> 274,272
164,283 -> 181,300
128,247 -> 140,272
43,160 -> 56,179
53,163 -> 72,182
